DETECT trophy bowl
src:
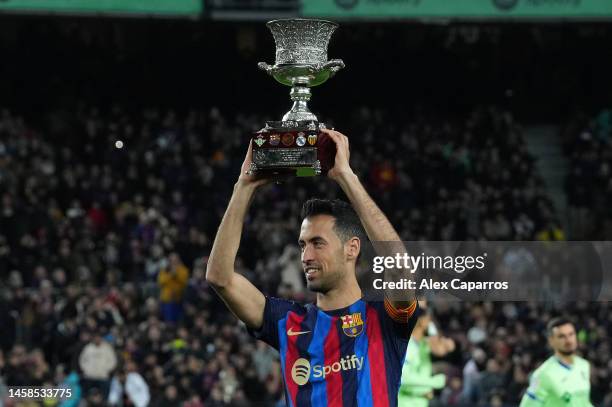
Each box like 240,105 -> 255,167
260,63 -> 341,88
258,19 -> 345,88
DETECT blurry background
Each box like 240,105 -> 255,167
0,0 -> 611,406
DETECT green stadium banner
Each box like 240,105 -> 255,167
0,0 -> 202,17
303,0 -> 612,20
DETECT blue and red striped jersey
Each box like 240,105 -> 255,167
249,297 -> 419,407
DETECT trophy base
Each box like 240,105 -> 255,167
249,120 -> 335,177
248,160 -> 322,177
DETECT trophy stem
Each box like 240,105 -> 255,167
282,84 -> 317,122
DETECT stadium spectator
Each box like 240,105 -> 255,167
478,358 -> 506,403
108,359 -> 150,407
462,347 -> 487,403
157,252 -> 189,323
440,375 -> 464,405
563,108 -> 612,239
58,370 -> 82,407
78,330 -> 118,398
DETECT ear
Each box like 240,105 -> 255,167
345,237 -> 361,261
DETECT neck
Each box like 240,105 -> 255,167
555,352 -> 575,366
316,275 -> 362,311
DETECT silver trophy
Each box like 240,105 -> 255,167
250,19 -> 344,177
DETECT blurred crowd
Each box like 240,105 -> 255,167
430,301 -> 612,407
562,108 -> 612,239
1,103 -> 610,407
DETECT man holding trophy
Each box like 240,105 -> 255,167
206,19 -> 419,407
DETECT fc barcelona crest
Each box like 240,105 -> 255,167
341,313 -> 364,337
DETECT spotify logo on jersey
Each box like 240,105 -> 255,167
291,355 -> 365,386
291,358 -> 311,386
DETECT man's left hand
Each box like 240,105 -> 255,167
322,129 -> 354,180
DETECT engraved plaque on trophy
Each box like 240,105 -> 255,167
249,19 -> 344,177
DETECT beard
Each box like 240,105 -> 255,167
306,279 -> 325,293
557,347 -> 576,356
306,272 -> 339,293
305,248 -> 348,293
306,265 -> 346,293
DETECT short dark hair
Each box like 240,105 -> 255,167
301,199 -> 367,244
547,317 -> 574,337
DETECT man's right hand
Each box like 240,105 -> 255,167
431,373 -> 446,389
237,140 -> 269,188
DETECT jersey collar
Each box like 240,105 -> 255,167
313,298 -> 364,316
555,357 -> 572,370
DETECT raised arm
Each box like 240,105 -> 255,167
325,131 -> 400,242
323,129 -> 416,307
205,142 -> 267,329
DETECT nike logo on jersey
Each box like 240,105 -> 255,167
287,328 -> 311,336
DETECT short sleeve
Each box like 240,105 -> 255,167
520,371 -> 548,406
382,299 -> 420,340
247,296 -> 301,350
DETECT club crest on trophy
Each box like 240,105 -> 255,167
249,19 -> 344,177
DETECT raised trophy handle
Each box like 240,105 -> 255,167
258,62 -> 274,75
320,59 -> 345,76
